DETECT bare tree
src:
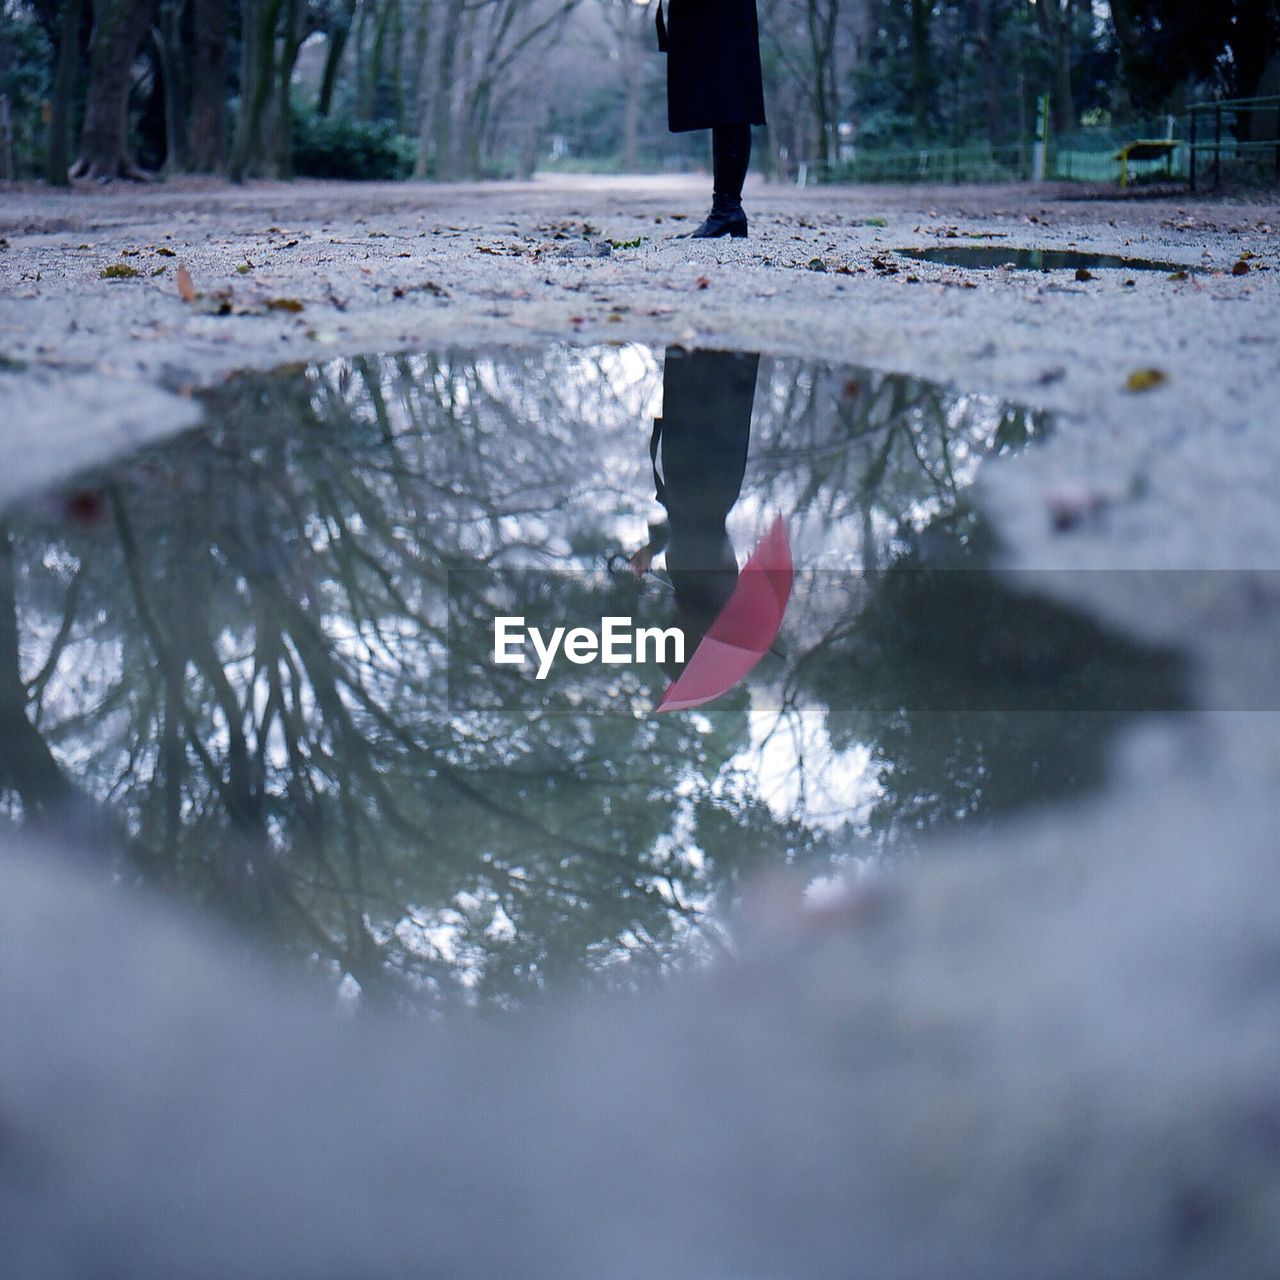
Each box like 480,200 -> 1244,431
69,0 -> 161,180
44,0 -> 83,184
154,0 -> 188,172
907,0 -> 932,145
318,0 -> 359,115
188,0 -> 227,170
1033,0 -> 1075,133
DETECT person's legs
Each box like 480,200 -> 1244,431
690,124 -> 751,239
712,124 -> 751,204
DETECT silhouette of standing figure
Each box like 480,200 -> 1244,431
625,348 -> 761,655
656,0 -> 766,239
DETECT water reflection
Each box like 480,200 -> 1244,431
629,349 -> 759,649
898,246 -> 1192,273
0,345 -> 1182,1010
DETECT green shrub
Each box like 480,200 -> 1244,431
291,112 -> 415,181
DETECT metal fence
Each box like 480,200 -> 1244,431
807,99 -> 1280,190
1189,96 -> 1280,191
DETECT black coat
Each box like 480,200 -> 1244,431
657,0 -> 766,134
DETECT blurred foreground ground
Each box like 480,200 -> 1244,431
0,175 -> 1278,1276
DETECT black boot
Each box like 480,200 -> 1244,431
689,125 -> 752,238
690,196 -> 748,239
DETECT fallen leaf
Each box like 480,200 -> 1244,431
1167,270 -> 1188,281
695,275 -> 711,290
1075,267 -> 1093,281
176,263 -> 196,302
1231,260 -> 1251,275
263,298 -> 304,313
155,246 -> 176,257
1126,368 -> 1168,393
808,258 -> 827,272
100,263 -> 140,280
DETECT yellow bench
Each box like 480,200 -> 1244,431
1115,139 -> 1178,188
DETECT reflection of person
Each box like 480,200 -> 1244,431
655,0 -> 766,239
624,348 -> 760,655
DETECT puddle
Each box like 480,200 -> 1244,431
898,246 -> 1193,273
0,345 -> 1184,1009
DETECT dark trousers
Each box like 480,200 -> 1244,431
712,125 -> 752,205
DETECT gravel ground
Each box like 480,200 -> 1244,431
1,173 -> 1276,550
2,174 -> 1279,1276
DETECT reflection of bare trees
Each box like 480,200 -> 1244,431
3,343 -> 1069,1009
4,348 -> 732,1009
712,365 -> 1056,847
749,361 -> 1048,571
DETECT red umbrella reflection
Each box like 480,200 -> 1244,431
656,516 -> 792,713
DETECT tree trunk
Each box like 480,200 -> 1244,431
1034,0 -> 1074,133
415,0 -> 462,178
0,530 -> 76,824
408,0 -> 432,133
45,0 -> 84,185
156,0 -> 188,172
353,0 -> 368,119
1106,0 -> 1137,113
389,0 -> 405,129
228,0 -> 285,182
188,0 -> 227,170
363,0 -> 396,120
318,0 -> 358,115
623,62 -> 638,172
908,0 -> 932,146
611,0 -> 638,173
70,0 -> 162,181
806,0 -> 837,166
274,0 -> 304,176
972,0 -> 1002,145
